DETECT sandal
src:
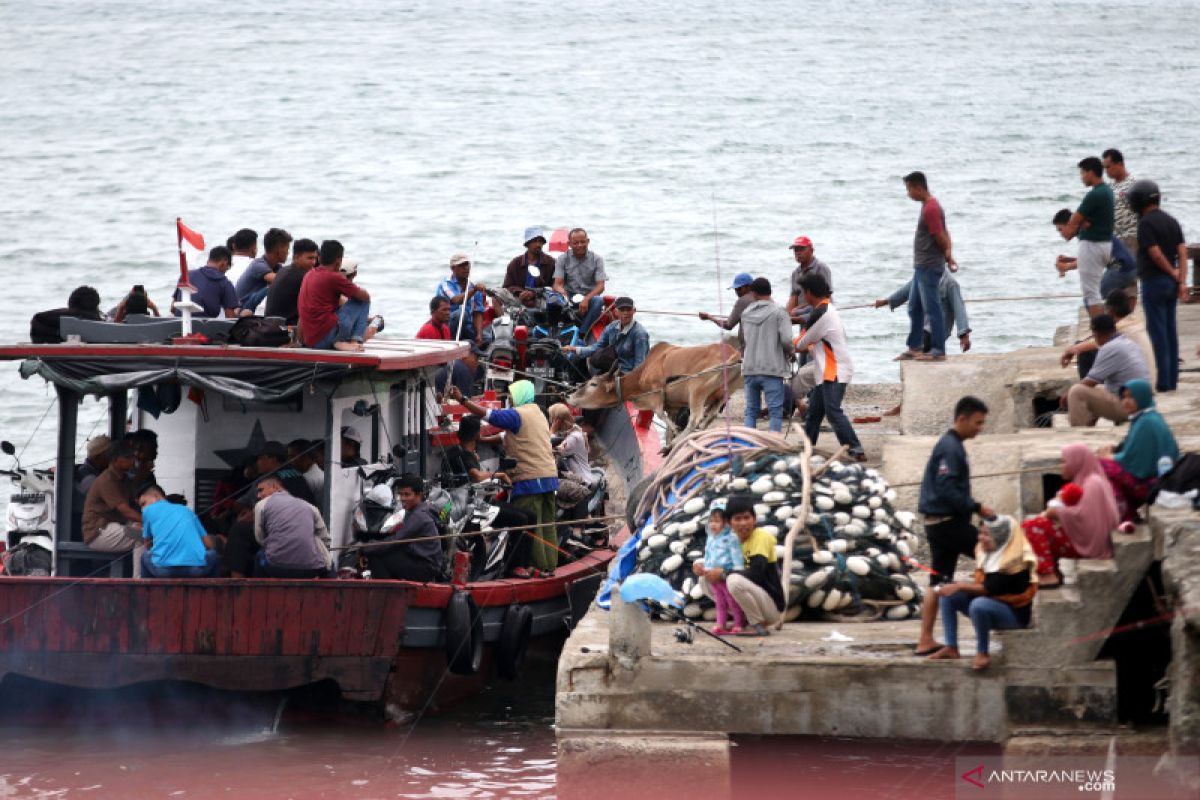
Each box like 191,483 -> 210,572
737,624 -> 770,637
511,567 -> 533,579
894,350 -> 920,361
912,353 -> 946,362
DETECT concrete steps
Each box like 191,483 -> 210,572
999,526 -> 1154,667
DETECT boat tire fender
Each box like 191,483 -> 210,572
495,604 -> 533,680
445,590 -> 484,675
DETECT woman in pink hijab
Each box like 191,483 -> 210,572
1021,444 -> 1119,587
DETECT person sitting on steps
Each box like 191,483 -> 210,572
928,515 -> 1037,671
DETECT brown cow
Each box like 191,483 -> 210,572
568,341 -> 742,444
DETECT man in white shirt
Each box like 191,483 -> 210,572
225,228 -> 258,289
793,272 -> 865,460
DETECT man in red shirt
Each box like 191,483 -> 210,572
899,171 -> 956,363
416,296 -> 453,340
297,240 -> 372,351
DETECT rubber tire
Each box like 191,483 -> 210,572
495,604 -> 533,680
625,474 -> 655,532
444,590 -> 484,676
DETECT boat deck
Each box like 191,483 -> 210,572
0,336 -> 469,371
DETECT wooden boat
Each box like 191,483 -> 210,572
0,333 -> 660,716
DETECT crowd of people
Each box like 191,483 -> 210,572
909,388 -> 1180,669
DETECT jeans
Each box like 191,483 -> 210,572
578,296 -> 604,335
907,265 -> 946,355
743,374 -> 786,432
239,285 -> 269,313
804,380 -> 863,455
1140,271 -> 1180,391
141,549 -> 220,578
313,298 -> 371,349
448,305 -> 477,341
940,591 -> 1022,653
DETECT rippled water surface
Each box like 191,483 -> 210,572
2,0 -> 1199,795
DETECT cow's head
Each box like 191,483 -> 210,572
566,367 -> 619,409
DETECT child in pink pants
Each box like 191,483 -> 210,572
701,502 -> 746,634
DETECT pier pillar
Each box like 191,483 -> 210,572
557,729 -> 731,800
609,591 -> 651,665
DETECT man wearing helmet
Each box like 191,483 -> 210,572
1129,179 -> 1188,392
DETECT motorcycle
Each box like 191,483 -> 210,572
482,289 -> 522,396
0,440 -> 55,576
557,465 -> 610,555
338,463 -> 406,577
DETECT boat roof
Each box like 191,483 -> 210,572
0,337 -> 469,372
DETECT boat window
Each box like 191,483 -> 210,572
221,394 -> 303,414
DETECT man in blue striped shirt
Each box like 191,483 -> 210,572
438,253 -> 489,345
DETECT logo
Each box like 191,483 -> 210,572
960,765 -> 984,789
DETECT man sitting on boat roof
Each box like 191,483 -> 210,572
30,285 -> 104,343
81,439 -> 145,576
297,240 -> 374,352
264,238 -> 319,326
172,246 -> 240,319
236,227 -> 291,314
438,253 -> 489,346
137,485 -> 220,578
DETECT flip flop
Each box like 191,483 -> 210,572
893,351 -> 920,361
913,646 -> 942,657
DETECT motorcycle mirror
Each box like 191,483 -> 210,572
0,441 -> 14,456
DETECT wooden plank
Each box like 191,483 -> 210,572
260,586 -> 286,656
279,585 -> 306,655
58,587 -> 83,653
193,584 -> 218,654
127,583 -> 149,653
213,582 -> 235,655
358,588 -> 387,657
301,585 -> 327,656
164,583 -> 187,654
229,583 -> 252,656
328,586 -> 355,655
374,588 -> 409,657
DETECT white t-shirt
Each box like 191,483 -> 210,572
225,254 -> 254,292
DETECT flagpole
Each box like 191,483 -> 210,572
175,217 -> 203,336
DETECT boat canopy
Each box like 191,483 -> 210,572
18,356 -> 355,402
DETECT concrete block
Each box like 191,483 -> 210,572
609,591 -> 651,665
557,729 -> 731,800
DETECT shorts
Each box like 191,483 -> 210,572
925,515 -> 978,586
1077,240 -> 1112,307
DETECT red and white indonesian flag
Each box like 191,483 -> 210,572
177,218 -> 205,252
175,217 -> 206,290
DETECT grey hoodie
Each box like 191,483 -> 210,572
740,299 -> 794,378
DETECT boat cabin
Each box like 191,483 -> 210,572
0,338 -> 469,576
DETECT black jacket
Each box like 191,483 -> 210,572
30,307 -> 103,343
918,430 -> 980,517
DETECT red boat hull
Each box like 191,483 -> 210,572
0,547 -> 612,712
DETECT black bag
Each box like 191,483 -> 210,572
227,316 -> 289,348
1154,453 -> 1200,498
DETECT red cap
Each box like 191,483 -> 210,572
790,235 -> 813,249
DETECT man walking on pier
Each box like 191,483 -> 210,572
914,396 -> 994,656
898,172 -> 955,363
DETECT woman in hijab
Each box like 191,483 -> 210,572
1021,444 -> 1119,586
1098,379 -> 1179,524
449,380 -> 561,573
928,516 -> 1037,670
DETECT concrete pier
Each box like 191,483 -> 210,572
557,301 -> 1200,792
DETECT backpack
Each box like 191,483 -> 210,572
1153,453 -> 1200,500
227,316 -> 290,348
